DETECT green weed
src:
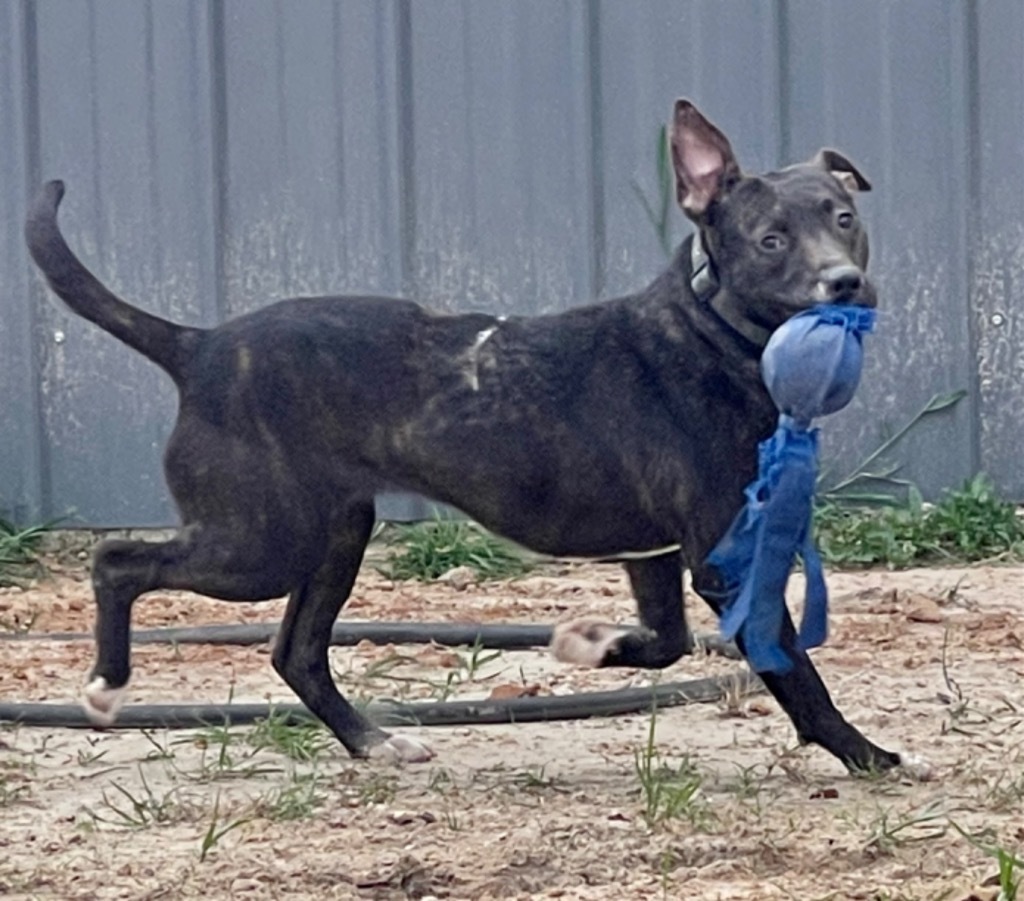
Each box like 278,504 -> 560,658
816,474 -> 1024,568
427,767 -> 456,795
378,517 -> 532,582
818,390 -> 966,503
255,770 -> 324,821
188,722 -> 246,777
634,705 -> 710,828
141,729 -> 176,762
198,792 -> 251,862
87,767 -> 182,828
0,517 -> 52,585
181,705 -> 327,781
75,739 -> 109,768
0,731 -> 39,799
862,802 -> 947,856
358,772 -> 398,806
0,773 -> 29,807
951,821 -> 1024,900
630,124 -> 675,259
247,711 -> 332,763
983,770 -> 1024,814
335,641 -> 504,705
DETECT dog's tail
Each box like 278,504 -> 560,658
25,180 -> 198,380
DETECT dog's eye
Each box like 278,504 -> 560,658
837,211 -> 855,229
760,234 -> 785,251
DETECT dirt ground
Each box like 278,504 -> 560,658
1,537 -> 1023,900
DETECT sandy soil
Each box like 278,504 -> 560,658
1,538 -> 1023,900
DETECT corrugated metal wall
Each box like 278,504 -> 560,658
1,0 -> 1021,527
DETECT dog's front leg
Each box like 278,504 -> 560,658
550,553 -> 692,669
747,637 -> 903,774
689,565 -> 926,777
748,637 -> 931,779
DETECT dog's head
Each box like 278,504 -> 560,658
670,99 -> 876,336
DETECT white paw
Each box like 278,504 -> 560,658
369,733 -> 435,764
550,619 -> 631,668
82,676 -> 127,727
897,751 -> 935,782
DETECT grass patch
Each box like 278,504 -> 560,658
183,711 -> 331,780
861,801 -> 947,857
254,770 -> 325,821
198,792 -> 251,862
951,821 -> 1024,900
86,767 -> 185,829
0,770 -> 30,807
247,712 -> 332,763
378,517 -> 532,582
816,474 -> 1024,568
634,704 -> 711,829
0,517 -> 50,586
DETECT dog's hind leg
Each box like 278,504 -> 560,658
550,553 -> 693,669
83,526 -> 309,726
270,501 -> 433,763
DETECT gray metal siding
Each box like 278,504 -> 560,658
973,0 -> 1024,505
789,1 -> 981,498
1,0 -> 1021,527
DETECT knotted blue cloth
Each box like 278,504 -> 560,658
706,304 -> 877,673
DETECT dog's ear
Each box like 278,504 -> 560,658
670,99 -> 742,218
812,149 -> 871,193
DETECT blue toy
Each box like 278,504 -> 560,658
706,304 -> 877,673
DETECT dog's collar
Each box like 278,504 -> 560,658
690,232 -> 773,349
689,231 -> 718,305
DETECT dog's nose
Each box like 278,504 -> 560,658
822,265 -> 865,302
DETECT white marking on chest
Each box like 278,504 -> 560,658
463,324 -> 500,391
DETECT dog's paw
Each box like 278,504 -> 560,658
550,619 -> 631,668
82,676 -> 127,727
896,751 -> 935,782
369,733 -> 435,765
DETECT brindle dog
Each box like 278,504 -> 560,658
26,99 -> 913,774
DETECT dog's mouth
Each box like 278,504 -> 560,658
777,280 -> 877,317
751,282 -> 876,339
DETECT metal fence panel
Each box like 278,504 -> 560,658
0,2 -> 42,525
1,0 -> 1021,527
785,0 -> 980,499
597,1 -> 782,298
974,0 -> 1024,500
28,0 -> 218,526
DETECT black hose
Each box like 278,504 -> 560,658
1,621 -> 552,649
1,621 -> 742,658
0,670 -> 760,730
1,619 -> 752,731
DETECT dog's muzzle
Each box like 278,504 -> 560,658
819,265 -> 876,308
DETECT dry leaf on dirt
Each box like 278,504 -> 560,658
488,682 -> 542,700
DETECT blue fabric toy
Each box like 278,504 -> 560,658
706,304 -> 877,673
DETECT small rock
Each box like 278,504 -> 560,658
437,565 -> 477,590
904,593 -> 945,623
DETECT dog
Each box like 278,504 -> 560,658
25,99 -> 907,774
